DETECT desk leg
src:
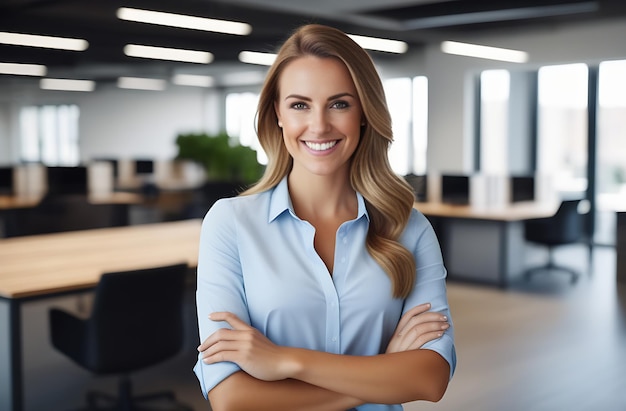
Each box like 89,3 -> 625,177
617,212 -> 626,284
0,298 -> 23,411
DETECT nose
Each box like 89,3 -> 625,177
308,108 -> 331,134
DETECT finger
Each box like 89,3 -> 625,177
402,312 -> 448,332
395,303 -> 431,335
396,321 -> 449,351
198,327 -> 238,352
197,312 -> 251,351
405,330 -> 447,351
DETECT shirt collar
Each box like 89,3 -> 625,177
268,176 -> 369,223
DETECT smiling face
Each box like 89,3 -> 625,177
275,55 -> 363,182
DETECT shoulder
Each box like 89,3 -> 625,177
202,191 -> 271,230
400,207 -> 438,250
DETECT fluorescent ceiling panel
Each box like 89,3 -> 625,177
441,41 -> 528,63
172,74 -> 215,87
118,77 -> 166,91
238,51 -> 276,66
0,31 -> 88,51
40,78 -> 95,91
348,34 -> 408,54
117,7 -> 252,35
124,44 -> 213,64
0,62 -> 47,76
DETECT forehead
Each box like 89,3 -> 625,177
277,55 -> 357,97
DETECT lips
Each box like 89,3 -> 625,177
304,140 -> 338,151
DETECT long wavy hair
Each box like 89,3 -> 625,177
243,24 -> 416,298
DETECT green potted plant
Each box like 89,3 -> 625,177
175,132 -> 264,185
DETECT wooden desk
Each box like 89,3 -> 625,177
414,201 -> 558,287
0,219 -> 202,411
0,192 -> 143,210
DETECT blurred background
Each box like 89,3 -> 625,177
0,1 -> 625,410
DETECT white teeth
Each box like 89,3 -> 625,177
305,140 -> 337,151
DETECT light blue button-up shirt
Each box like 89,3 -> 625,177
193,177 -> 456,410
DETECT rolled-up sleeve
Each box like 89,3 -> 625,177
402,211 -> 457,379
193,199 -> 251,398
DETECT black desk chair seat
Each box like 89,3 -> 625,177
524,199 -> 589,284
49,263 -> 192,411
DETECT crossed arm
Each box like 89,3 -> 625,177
198,303 -> 451,411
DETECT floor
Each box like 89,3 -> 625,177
48,245 -> 626,411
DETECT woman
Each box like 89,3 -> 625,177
194,24 -> 456,410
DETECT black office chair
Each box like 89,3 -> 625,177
49,263 -> 192,411
524,199 -> 589,284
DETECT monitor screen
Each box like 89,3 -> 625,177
511,176 -> 535,203
404,174 -> 428,202
441,175 -> 470,205
135,159 -> 154,175
0,166 -> 13,194
47,166 -> 88,195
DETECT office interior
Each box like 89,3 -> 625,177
1,1 -> 625,410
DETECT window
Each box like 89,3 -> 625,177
383,76 -> 428,175
480,70 -> 510,174
225,92 -> 266,164
19,104 -> 80,166
537,63 -> 588,197
595,59 -> 626,244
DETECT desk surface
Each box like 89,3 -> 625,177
414,201 -> 558,221
0,219 -> 201,299
0,192 -> 143,210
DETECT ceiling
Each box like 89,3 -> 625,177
1,0 -> 625,86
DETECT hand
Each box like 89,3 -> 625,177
198,311 -> 298,381
386,303 -> 449,353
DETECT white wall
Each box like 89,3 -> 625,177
0,83 -> 221,164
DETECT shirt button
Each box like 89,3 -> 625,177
331,337 -> 337,342
340,257 -> 346,263
342,237 -> 348,244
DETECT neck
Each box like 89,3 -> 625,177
287,170 -> 356,221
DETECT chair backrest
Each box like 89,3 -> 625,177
86,263 -> 188,373
525,199 -> 586,245
554,199 -> 586,239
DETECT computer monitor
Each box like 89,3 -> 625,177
46,166 -> 88,195
441,174 -> 470,205
134,159 -> 154,175
404,174 -> 428,202
510,175 -> 535,203
0,166 -> 14,194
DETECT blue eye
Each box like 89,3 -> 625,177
331,100 -> 349,109
291,102 -> 307,110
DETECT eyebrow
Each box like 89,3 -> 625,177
284,92 -> 356,101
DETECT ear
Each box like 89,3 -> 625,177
274,101 -> 282,127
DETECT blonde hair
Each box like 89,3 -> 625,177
244,24 -> 416,298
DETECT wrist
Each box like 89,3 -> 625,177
282,347 -> 306,379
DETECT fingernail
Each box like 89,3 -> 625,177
441,323 -> 450,330
442,316 -> 447,321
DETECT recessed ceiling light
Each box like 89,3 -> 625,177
172,74 -> 214,87
40,78 -> 95,92
441,41 -> 528,63
124,44 -> 213,64
117,7 -> 252,36
238,51 -> 276,66
0,62 -> 47,76
0,31 -> 88,51
117,77 -> 166,91
347,34 -> 408,54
